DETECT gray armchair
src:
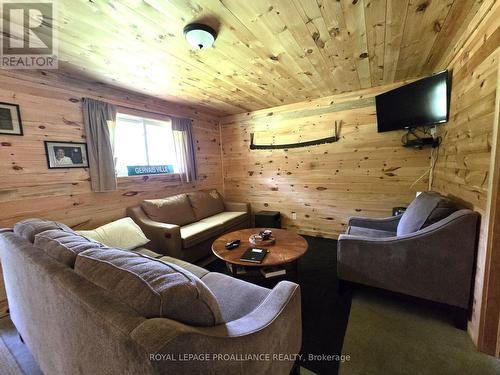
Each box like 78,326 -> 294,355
337,192 -> 479,321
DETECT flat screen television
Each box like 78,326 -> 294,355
375,70 -> 450,133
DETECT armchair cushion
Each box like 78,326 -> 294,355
347,226 -> 395,238
141,194 -> 196,226
187,190 -> 225,220
75,248 -> 224,326
397,191 -> 457,236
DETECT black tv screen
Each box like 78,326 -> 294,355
375,70 -> 449,132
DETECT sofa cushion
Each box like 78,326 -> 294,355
122,248 -> 209,278
132,247 -> 163,259
77,218 -> 150,251
34,229 -> 106,267
141,194 -> 196,226
129,248 -> 209,278
14,218 -> 74,243
347,226 -> 396,238
159,256 -> 209,279
180,221 -> 223,248
397,192 -> 457,236
201,272 -> 270,322
199,211 -> 248,230
187,190 -> 225,220
75,248 -> 223,326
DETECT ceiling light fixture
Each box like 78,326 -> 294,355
183,23 -> 217,49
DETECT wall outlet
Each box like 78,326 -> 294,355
291,212 -> 297,220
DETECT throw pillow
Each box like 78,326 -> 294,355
77,217 -> 149,250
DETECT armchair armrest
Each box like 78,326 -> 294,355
223,200 -> 250,213
126,206 -> 182,258
130,281 -> 301,373
338,210 -> 479,308
347,214 -> 402,232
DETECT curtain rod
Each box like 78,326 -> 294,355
81,97 -> 186,119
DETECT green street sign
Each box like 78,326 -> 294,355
127,165 -> 174,176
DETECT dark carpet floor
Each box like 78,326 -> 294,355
206,236 -> 349,375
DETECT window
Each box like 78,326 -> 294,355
111,113 -> 177,177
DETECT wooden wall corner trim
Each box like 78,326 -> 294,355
218,120 -> 225,197
477,48 -> 500,356
430,0 -> 499,352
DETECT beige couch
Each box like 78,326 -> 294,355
0,218 -> 302,375
127,189 -> 251,262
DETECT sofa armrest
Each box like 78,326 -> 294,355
338,210 -> 479,308
130,281 -> 301,373
223,200 -> 250,213
220,280 -> 300,337
126,206 -> 182,258
347,214 -> 402,232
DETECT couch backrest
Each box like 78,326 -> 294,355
141,193 -> 196,226
34,229 -> 106,267
397,191 -> 459,236
13,218 -> 75,243
19,218 -> 223,327
0,230 -> 153,375
141,190 -> 226,225
75,248 -> 224,326
186,189 -> 225,220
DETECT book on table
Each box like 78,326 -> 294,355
260,267 -> 287,278
240,247 -> 268,264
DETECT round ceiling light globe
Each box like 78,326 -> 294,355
183,23 -> 217,49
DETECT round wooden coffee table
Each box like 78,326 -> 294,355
212,228 -> 308,278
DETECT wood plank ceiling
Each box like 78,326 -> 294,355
32,0 -> 484,115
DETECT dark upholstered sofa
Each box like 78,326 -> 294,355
337,191 -> 479,317
0,219 -> 301,375
127,189 -> 250,262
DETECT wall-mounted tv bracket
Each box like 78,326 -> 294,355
250,121 -> 340,150
401,126 -> 441,149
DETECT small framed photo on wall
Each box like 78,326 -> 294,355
44,141 -> 89,169
0,102 -> 23,136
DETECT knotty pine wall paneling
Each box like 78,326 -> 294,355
0,72 -> 224,318
220,83 -> 432,239
430,0 -> 500,350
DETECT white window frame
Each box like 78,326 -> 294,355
113,112 -> 177,178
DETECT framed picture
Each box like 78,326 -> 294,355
0,102 -> 23,136
44,141 -> 89,169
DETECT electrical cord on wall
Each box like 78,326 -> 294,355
428,145 -> 440,190
409,137 -> 440,190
